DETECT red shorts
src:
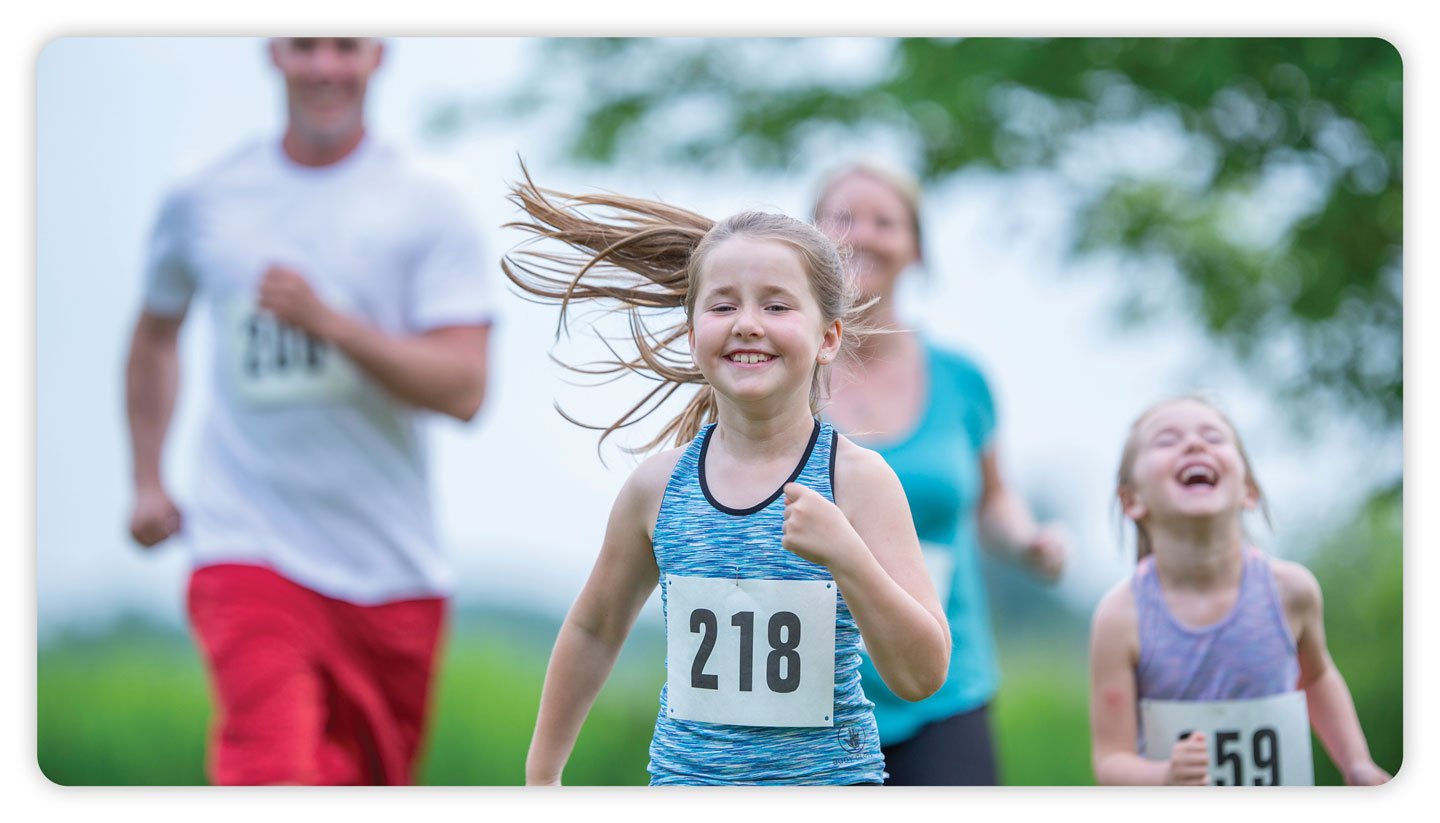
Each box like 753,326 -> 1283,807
186,563 -> 446,785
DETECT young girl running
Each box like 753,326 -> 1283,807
503,170 -> 950,786
1089,395 -> 1390,786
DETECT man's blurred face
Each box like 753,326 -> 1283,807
269,38 -> 383,147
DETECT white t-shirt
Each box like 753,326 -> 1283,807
143,136 -> 493,604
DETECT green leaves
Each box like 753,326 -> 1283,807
474,37 -> 1402,432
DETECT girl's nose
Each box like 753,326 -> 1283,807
732,305 -> 765,337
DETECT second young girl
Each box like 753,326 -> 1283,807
504,171 -> 950,785
1089,395 -> 1389,786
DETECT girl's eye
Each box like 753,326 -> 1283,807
1153,433 -> 1179,447
1202,430 -> 1226,444
710,305 -> 735,313
765,304 -> 790,312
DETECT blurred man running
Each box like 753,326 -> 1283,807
125,37 -> 494,785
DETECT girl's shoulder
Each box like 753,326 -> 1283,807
615,445 -> 690,525
831,433 -> 902,491
1090,576 -> 1140,645
627,445 -> 689,492
1263,555 -> 1323,618
1090,578 -> 1140,665
829,433 -> 909,518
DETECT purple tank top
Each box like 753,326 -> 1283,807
1134,547 -> 1299,703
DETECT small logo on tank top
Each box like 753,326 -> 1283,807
837,723 -> 865,754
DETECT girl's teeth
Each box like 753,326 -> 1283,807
1179,466 -> 1216,485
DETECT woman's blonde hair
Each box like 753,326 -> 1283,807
1115,394 -> 1271,562
502,164 -> 872,454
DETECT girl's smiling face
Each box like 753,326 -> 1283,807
689,236 -> 841,410
1121,399 -> 1260,526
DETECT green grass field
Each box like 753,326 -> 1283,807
36,612 -> 664,787
37,593 -> 1399,787
38,611 -> 1095,786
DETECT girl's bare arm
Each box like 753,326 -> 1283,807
1277,560 -> 1390,786
789,439 -> 949,701
1088,583 -> 1196,785
524,451 -> 678,785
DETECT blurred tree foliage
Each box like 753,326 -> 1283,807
441,37 -> 1401,434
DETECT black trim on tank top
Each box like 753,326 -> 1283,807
698,418 -> 822,516
828,428 -> 839,501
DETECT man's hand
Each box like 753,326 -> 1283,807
258,264 -> 336,338
130,485 -> 182,548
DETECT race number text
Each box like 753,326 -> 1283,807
666,576 -> 836,727
1140,691 -> 1313,786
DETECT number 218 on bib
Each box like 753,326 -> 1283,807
665,576 -> 836,728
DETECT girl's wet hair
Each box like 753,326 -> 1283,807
1114,393 -> 1271,562
502,163 -> 873,455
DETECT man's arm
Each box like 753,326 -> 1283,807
125,310 -> 185,547
258,265 -> 490,421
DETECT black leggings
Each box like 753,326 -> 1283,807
880,703 -> 998,786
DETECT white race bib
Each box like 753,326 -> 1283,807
1140,691 -> 1314,786
665,576 -> 836,728
226,298 -> 363,407
921,541 -> 955,608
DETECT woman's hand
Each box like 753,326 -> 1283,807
1022,523 -> 1069,583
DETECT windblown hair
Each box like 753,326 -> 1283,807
502,164 -> 872,454
1115,393 -> 1271,562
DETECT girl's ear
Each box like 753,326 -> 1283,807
1118,486 -> 1147,522
1242,477 -> 1260,511
817,318 -> 842,365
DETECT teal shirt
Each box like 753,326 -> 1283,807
840,339 -> 999,746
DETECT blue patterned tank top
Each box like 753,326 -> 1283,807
646,420 -> 885,785
1134,548 -> 1300,750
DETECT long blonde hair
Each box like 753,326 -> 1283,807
1115,394 -> 1271,562
502,164 -> 872,454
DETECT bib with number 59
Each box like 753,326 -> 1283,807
665,575 -> 837,728
1140,690 -> 1313,786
